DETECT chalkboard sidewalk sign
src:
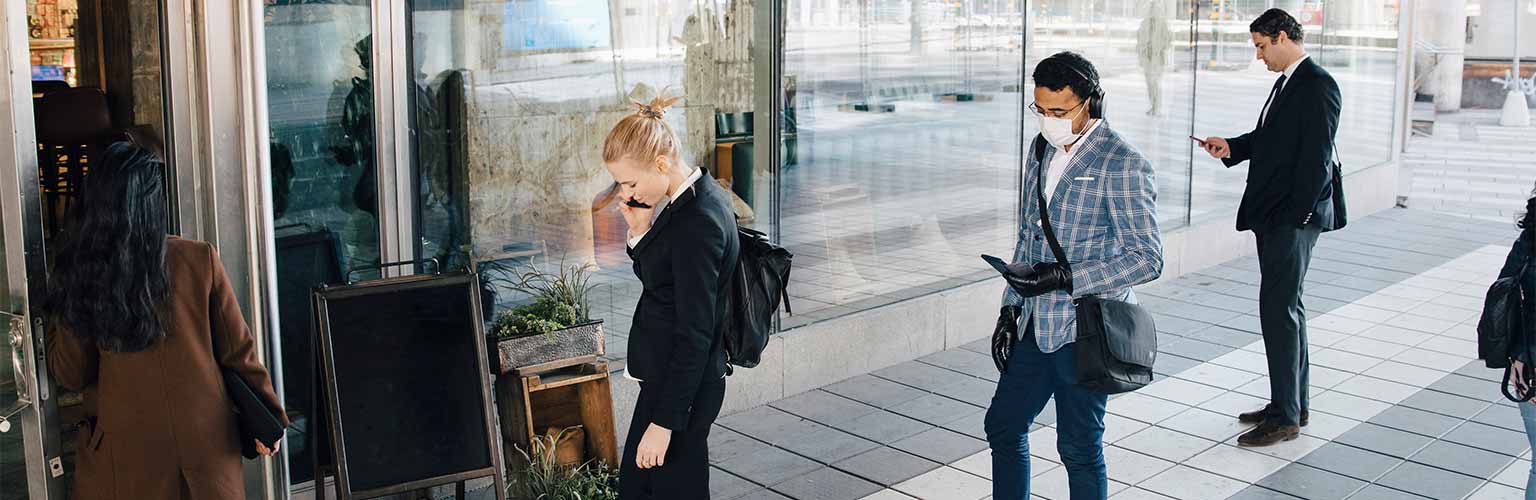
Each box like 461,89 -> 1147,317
313,268 -> 508,500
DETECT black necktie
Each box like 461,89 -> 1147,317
1258,74 -> 1287,128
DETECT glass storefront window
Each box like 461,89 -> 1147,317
780,0 -> 1025,323
262,0 -> 380,488
405,0 -> 766,362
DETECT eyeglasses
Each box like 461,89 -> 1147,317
1028,99 -> 1086,119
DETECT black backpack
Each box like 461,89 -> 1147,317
718,227 -> 792,374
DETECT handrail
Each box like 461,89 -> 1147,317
1414,40 -> 1464,56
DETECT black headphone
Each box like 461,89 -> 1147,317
1048,55 -> 1106,119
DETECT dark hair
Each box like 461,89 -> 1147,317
1250,8 -> 1304,43
47,142 -> 170,352
1032,51 -> 1100,101
1521,187 -> 1534,230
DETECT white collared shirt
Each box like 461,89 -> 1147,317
1262,54 -> 1309,125
626,167 -> 703,248
1044,119 -> 1103,204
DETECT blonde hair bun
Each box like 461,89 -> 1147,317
632,92 -> 684,120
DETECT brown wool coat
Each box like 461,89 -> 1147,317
47,237 -> 287,499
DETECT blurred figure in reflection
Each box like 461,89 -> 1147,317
46,142 -> 286,499
1137,0 -> 1173,116
603,92 -> 740,500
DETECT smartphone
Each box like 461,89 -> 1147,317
625,198 -> 652,209
980,254 -> 1011,275
1189,135 -> 1208,146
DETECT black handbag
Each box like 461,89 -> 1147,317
1030,136 -> 1157,394
1327,143 -> 1347,231
211,328 -> 286,459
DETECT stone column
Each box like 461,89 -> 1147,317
1418,0 -> 1468,112
910,0 -> 923,53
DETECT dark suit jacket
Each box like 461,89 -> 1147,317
47,238 -> 287,500
1223,56 -> 1342,232
625,176 -> 740,431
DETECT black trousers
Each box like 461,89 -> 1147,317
1255,220 -> 1322,426
619,378 -> 727,500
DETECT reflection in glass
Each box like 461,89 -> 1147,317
780,0 -> 1026,320
262,0 -> 379,488
406,0 -> 763,364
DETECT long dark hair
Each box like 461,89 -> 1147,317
48,142 -> 170,352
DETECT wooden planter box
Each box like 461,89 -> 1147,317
492,320 -> 605,375
497,361 -> 619,470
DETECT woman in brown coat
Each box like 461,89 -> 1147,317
45,142 -> 286,499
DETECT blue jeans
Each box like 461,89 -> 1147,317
1521,402 -> 1536,500
985,338 -> 1108,500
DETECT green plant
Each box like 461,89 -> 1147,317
509,428 -> 620,500
487,259 -> 599,339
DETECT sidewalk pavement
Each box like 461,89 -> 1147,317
707,208 -> 1532,500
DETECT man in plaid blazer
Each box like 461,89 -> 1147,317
985,52 -> 1164,500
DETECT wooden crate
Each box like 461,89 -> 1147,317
496,361 -> 619,469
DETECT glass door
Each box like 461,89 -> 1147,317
1,0 -> 177,496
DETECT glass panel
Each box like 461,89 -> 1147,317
1028,0 -> 1197,228
405,0 -> 766,364
1190,1 -> 1316,224
1320,0 -> 1398,172
0,233 -> 23,500
779,0 -> 1025,322
262,0 -> 379,488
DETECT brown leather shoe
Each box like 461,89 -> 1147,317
1237,422 -> 1301,447
1237,405 -> 1309,426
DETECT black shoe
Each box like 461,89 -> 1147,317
1237,421 -> 1301,447
1237,404 -> 1308,427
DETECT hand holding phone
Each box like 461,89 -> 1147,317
1188,135 -> 1207,146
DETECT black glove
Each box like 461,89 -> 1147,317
992,306 -> 1021,374
1002,262 -> 1074,298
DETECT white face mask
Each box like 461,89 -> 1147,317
1037,102 -> 1087,148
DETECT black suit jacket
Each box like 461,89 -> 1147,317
625,176 -> 740,431
1223,57 -> 1342,232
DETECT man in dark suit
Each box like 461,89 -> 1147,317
1200,8 -> 1341,447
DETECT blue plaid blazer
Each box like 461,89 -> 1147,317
1002,125 -> 1164,353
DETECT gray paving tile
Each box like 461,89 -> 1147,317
1183,325 -> 1262,349
919,349 -> 998,382
1471,403 -> 1525,432
890,427 -> 989,464
1160,338 -> 1236,362
824,375 -> 928,409
771,390 -> 880,426
1227,486 -> 1303,500
711,427 -> 772,465
1456,361 -> 1504,382
1333,423 -> 1435,459
1400,389 -> 1495,419
1409,440 -> 1518,478
1375,461 -> 1486,500
1159,302 -> 1247,325
718,446 -> 823,487
873,361 -> 974,393
1366,405 -> 1464,438
941,408 -> 988,440
1152,313 -> 1215,336
1297,442 -> 1405,482
1442,421 -> 1531,457
1343,484 -> 1430,500
961,338 -> 990,355
736,489 -> 792,500
720,406 -> 813,443
1153,354 -> 1203,377
1254,463 -> 1368,500
832,446 -> 942,486
930,377 -> 999,408
774,422 -> 881,464
1427,373 -> 1507,402
1307,283 -> 1374,303
711,468 -> 763,500
833,409 -> 935,444
1218,314 -> 1265,335
888,393 -> 984,426
770,467 -> 883,500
